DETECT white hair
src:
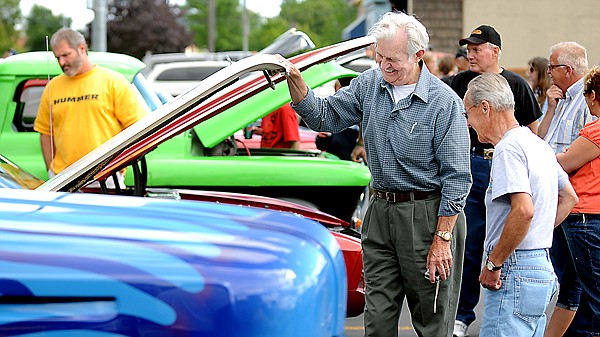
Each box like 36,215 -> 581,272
368,12 -> 429,56
466,73 -> 515,111
551,41 -> 588,76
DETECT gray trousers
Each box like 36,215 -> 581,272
362,194 -> 466,337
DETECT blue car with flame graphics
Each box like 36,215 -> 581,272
0,189 -> 347,336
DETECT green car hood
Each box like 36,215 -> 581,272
195,61 -> 359,148
0,52 -> 144,82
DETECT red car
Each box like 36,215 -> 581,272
234,126 -> 319,151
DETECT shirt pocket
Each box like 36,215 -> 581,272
554,119 -> 574,148
513,275 -> 555,323
389,117 -> 434,162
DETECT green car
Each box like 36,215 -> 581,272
0,42 -> 372,223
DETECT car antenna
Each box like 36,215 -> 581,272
45,35 -> 55,175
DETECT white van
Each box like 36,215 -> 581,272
146,60 -> 232,97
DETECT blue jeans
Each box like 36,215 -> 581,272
551,226 -> 582,310
480,249 -> 557,337
456,154 -> 491,326
551,225 -> 593,337
562,214 -> 600,335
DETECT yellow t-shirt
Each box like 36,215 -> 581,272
34,66 -> 148,174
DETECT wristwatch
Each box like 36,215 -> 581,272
434,230 -> 453,241
485,259 -> 502,271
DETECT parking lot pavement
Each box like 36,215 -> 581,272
345,287 -> 559,336
344,290 -> 484,337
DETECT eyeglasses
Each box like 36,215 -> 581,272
529,66 -> 535,73
548,64 -> 569,71
463,105 -> 476,119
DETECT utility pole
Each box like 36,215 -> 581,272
242,0 -> 249,52
208,0 -> 216,52
91,0 -> 107,51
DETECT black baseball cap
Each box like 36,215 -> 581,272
459,25 -> 502,49
455,48 -> 467,59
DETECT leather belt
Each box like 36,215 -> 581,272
567,213 -> 600,222
374,190 -> 437,203
472,147 -> 494,160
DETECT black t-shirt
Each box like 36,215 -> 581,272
450,69 -> 542,149
441,75 -> 454,86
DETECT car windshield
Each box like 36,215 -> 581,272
0,154 -> 44,189
132,73 -> 165,111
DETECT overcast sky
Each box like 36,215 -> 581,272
19,0 -> 283,29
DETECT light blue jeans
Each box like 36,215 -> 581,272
480,249 -> 557,337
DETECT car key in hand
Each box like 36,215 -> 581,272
424,270 -> 441,314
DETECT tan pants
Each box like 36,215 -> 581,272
361,194 -> 466,337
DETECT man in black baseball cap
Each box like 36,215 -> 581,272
449,24 -> 542,337
459,25 -> 502,49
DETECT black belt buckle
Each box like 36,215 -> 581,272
384,191 -> 396,203
483,149 -> 494,160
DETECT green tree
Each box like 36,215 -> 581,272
25,5 -> 72,51
279,0 -> 354,47
106,0 -> 193,59
183,0 -> 208,50
184,0 -> 356,52
185,0 -> 252,52
0,0 -> 22,54
248,16 -> 289,51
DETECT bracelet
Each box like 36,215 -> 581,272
356,142 -> 364,147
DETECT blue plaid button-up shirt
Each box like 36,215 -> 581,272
543,77 -> 595,154
294,64 -> 471,216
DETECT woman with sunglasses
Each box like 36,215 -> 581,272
550,66 -> 600,337
526,56 -> 552,120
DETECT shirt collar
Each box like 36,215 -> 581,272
379,60 -> 432,103
565,77 -> 585,100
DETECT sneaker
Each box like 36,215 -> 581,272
453,320 -> 469,337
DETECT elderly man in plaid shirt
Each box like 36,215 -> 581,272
276,11 -> 471,337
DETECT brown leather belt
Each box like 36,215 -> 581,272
374,190 -> 437,203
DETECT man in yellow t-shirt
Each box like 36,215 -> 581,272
34,27 -> 147,184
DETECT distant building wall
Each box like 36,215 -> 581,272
348,0 -> 463,54
413,0 -> 462,55
463,0 -> 600,69
348,0 -> 600,72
